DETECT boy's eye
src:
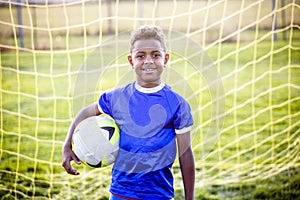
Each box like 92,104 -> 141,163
152,53 -> 161,58
136,54 -> 144,59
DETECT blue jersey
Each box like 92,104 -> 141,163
98,82 -> 193,199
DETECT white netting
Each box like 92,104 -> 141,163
0,0 -> 300,199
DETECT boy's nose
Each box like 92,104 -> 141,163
144,55 -> 154,64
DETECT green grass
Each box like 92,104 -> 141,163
1,36 -> 300,199
1,23 -> 300,200
1,0 -> 300,198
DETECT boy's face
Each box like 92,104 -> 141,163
128,39 -> 169,88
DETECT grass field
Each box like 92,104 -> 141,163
1,35 -> 300,199
1,0 -> 300,199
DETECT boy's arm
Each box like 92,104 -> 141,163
177,131 -> 195,200
62,102 -> 101,175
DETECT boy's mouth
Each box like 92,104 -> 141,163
142,68 -> 156,72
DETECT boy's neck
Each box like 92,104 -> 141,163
140,83 -> 159,88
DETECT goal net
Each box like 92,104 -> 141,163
1,0 -> 299,199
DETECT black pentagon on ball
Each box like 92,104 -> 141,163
101,126 -> 115,140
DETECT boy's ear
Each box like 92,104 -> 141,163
164,53 -> 170,65
128,55 -> 134,68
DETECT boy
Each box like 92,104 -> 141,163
62,25 -> 195,200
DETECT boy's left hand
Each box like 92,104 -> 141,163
62,144 -> 81,175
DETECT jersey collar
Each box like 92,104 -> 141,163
134,81 -> 165,93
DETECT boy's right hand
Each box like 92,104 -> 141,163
62,144 -> 81,175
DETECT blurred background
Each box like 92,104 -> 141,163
1,0 -> 300,199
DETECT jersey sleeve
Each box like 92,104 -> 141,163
98,92 -> 113,117
173,97 -> 194,134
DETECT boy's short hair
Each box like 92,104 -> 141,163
130,25 -> 167,52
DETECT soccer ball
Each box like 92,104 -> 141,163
72,114 -> 120,168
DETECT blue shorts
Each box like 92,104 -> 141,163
109,193 -> 174,200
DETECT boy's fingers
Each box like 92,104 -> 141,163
62,161 -> 80,175
72,153 -> 81,165
68,167 -> 80,175
62,155 -> 81,175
